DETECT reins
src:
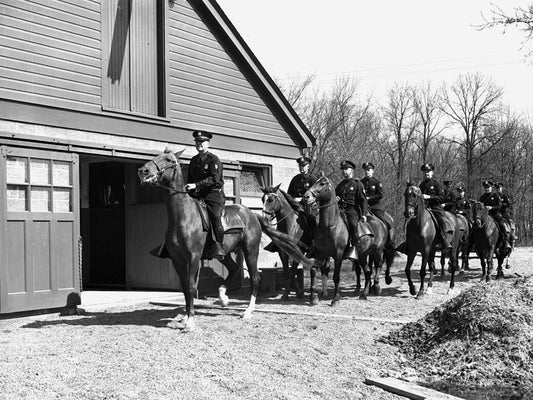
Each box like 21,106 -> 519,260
151,156 -> 190,194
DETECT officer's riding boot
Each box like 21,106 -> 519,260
212,221 -> 225,260
344,233 -> 358,260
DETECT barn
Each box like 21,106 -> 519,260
0,0 -> 315,314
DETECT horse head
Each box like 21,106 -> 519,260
404,185 -> 422,218
138,148 -> 185,188
471,201 -> 487,228
304,175 -> 332,206
261,183 -> 282,220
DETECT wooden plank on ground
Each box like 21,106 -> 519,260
150,301 -> 410,324
364,377 -> 465,400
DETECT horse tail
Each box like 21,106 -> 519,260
384,240 -> 399,268
255,214 -> 314,269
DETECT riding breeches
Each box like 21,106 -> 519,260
431,208 -> 453,235
204,191 -> 225,243
343,207 -> 361,243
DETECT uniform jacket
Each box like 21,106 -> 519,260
419,178 -> 445,209
479,192 -> 502,211
455,196 -> 472,215
443,188 -> 459,212
187,152 -> 224,197
499,191 -> 513,216
288,173 -> 317,198
361,176 -> 384,210
335,178 -> 369,216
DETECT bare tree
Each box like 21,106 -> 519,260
376,82 -> 420,187
440,73 -> 504,192
478,4 -> 533,58
412,81 -> 448,164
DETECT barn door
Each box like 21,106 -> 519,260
0,147 -> 80,313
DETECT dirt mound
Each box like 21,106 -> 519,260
382,278 -> 533,400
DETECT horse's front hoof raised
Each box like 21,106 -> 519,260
385,276 -> 392,285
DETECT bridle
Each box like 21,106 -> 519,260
262,191 -> 296,225
306,176 -> 335,210
146,152 -> 189,194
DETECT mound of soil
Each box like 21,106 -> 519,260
382,278 -> 533,400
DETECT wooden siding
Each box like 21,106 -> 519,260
0,0 -> 101,112
0,0 -> 305,153
167,0 -> 294,144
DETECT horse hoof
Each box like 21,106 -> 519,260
296,290 -> 304,299
182,324 -> 196,333
310,293 -> 319,306
242,311 -> 253,320
219,295 -> 229,307
385,276 -> 392,285
331,300 -> 339,307
447,288 -> 455,296
409,286 -> 416,296
281,293 -> 289,301
372,285 -> 381,296
359,294 -> 367,300
354,285 -> 361,294
416,293 -> 425,300
505,265 -> 511,270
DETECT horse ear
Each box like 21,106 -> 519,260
320,171 -> 325,177
163,146 -> 172,153
274,183 -> 281,192
174,149 -> 185,159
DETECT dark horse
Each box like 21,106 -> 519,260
303,176 -> 395,305
137,149 -> 312,331
403,185 -> 460,298
261,184 -> 316,300
471,201 -> 509,281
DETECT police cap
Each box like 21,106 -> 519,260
443,180 -> 453,186
457,186 -> 465,192
296,156 -> 311,166
340,160 -> 356,170
362,162 -> 375,170
420,163 -> 434,172
496,182 -> 504,188
482,180 -> 494,188
192,130 -> 212,142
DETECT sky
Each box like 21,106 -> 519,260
217,0 -> 533,113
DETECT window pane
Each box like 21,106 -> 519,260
30,159 -> 50,185
6,157 -> 27,184
53,161 -> 71,186
7,185 -> 27,211
31,187 -> 50,212
53,189 -> 71,212
224,178 -> 234,197
240,171 -> 262,193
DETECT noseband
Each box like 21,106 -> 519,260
147,153 -> 189,194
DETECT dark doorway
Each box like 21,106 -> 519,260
86,162 -> 126,288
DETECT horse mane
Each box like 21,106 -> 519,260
279,189 -> 303,212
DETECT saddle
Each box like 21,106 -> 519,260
339,209 -> 374,238
150,202 -> 245,259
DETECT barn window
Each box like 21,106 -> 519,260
239,164 -> 271,211
102,0 -> 167,118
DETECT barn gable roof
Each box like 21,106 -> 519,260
194,0 -> 315,148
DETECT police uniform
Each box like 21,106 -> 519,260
187,131 -> 225,256
360,162 -> 384,219
335,160 -> 369,246
496,183 -> 513,219
479,181 -> 511,249
287,157 -> 316,198
455,187 -> 472,221
419,163 -> 452,248
442,181 -> 458,213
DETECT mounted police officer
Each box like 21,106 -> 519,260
335,160 -> 369,260
478,181 -> 511,250
419,163 -> 453,249
442,180 -> 458,213
455,185 -> 472,222
185,130 -> 226,260
287,156 -> 317,201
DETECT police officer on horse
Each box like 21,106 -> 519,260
288,156 -> 317,202
478,181 -> 512,250
185,130 -> 226,260
335,160 -> 369,260
419,163 -> 453,249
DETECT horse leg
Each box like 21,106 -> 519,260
172,256 -> 200,332
331,258 -> 343,307
320,259 -> 330,298
353,260 -> 362,293
241,246 -> 260,319
371,254 -> 383,296
280,253 -> 291,301
405,253 -> 417,296
218,253 -> 242,307
425,251 -> 436,296
447,245 -> 458,295
439,252 -> 446,276
479,257 -> 487,281
309,262 -> 319,305
417,253 -> 429,299
359,257 -> 371,300
291,260 -> 305,299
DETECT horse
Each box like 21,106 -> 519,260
403,185 -> 460,299
470,201 -> 509,281
303,176 -> 395,305
439,213 -> 471,275
137,148 -> 312,332
261,184 -> 316,300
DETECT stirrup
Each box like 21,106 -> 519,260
343,246 -> 358,260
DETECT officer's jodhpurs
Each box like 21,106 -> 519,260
344,207 -> 361,243
204,190 -> 225,243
